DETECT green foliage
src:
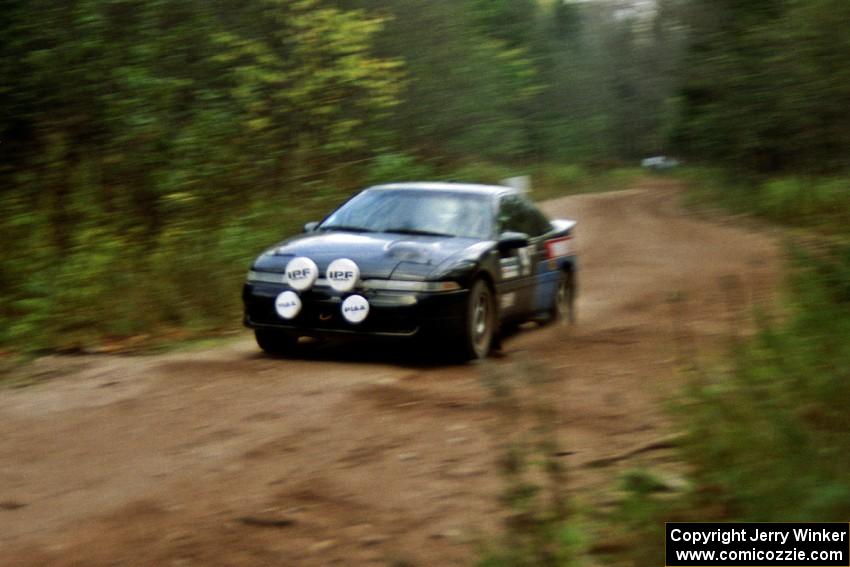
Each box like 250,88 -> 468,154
478,360 -> 586,567
683,167 -> 850,232
448,162 -> 519,185
364,152 -> 435,185
674,0 -> 850,173
468,0 -> 538,49
537,165 -> 589,189
212,0 -> 403,157
0,0 -> 404,352
363,0 -> 540,160
605,235 -> 850,565
677,244 -> 850,521
757,177 -> 850,227
530,0 -> 685,162
601,170 -> 850,565
4,0 -> 846,354
533,165 -> 647,201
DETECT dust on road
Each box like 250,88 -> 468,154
0,180 -> 780,566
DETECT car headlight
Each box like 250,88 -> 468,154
361,280 -> 460,292
247,270 -> 286,284
247,270 -> 459,293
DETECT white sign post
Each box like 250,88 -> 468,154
501,175 -> 531,194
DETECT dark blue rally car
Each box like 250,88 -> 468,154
243,182 -> 577,360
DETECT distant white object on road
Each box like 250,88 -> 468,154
641,156 -> 680,170
501,175 -> 531,193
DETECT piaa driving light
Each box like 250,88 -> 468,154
341,295 -> 370,324
275,291 -> 302,320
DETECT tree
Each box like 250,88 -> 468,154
671,0 -> 850,173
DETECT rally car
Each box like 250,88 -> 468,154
242,182 -> 577,360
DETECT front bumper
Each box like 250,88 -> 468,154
243,282 -> 468,338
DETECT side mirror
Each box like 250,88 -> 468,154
303,221 -> 319,233
497,231 -> 529,251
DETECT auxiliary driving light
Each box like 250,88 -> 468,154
284,257 -> 318,291
326,258 -> 360,292
275,291 -> 302,320
341,295 -> 369,324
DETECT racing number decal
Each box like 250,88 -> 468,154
501,245 -> 535,279
500,258 -> 520,279
518,245 -> 534,276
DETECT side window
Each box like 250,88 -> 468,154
498,195 -> 551,237
498,195 -> 526,234
518,196 -> 552,236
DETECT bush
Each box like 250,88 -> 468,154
680,244 -> 850,521
759,177 -> 805,219
447,161 -> 518,185
364,152 -> 435,185
609,242 -> 850,566
683,168 -> 850,231
543,164 -> 589,187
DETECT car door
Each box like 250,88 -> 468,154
495,194 -> 551,317
518,197 -> 567,315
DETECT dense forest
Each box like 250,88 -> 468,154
1,0 -> 848,352
3,2 -> 850,565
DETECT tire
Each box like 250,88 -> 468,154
254,329 -> 298,357
456,279 -> 496,360
551,270 -> 576,325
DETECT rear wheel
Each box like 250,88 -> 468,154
456,279 -> 495,360
254,329 -> 298,357
551,270 -> 576,324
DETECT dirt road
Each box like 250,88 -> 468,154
0,181 -> 780,566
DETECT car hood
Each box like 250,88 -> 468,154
252,231 -> 484,280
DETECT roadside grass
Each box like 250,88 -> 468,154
477,359 -> 587,567
477,357 -> 697,567
594,173 -> 850,566
681,166 -> 850,236
609,244 -> 850,564
474,168 -> 850,567
685,244 -> 850,521
0,159 -> 640,356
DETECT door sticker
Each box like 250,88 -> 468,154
500,258 -> 520,279
518,245 -> 533,276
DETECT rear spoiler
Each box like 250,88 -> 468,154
551,219 -> 577,233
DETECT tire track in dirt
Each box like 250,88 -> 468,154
0,180 -> 780,566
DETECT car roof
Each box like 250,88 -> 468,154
366,181 -> 519,197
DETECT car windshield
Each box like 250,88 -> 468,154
319,189 -> 494,239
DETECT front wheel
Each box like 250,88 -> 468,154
254,329 -> 298,357
455,279 -> 496,360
